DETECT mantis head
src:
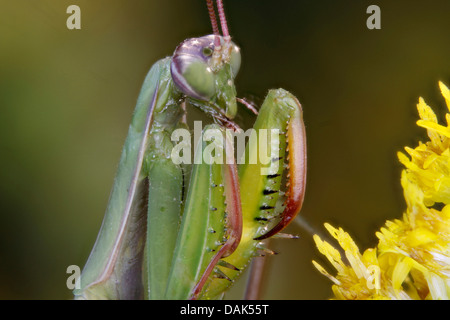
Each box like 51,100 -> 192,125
170,0 -> 240,120
170,35 -> 240,119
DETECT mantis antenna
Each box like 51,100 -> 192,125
206,0 -> 221,51
216,0 -> 231,45
206,0 -> 258,118
206,0 -> 220,37
206,0 -> 232,62
206,0 -> 230,41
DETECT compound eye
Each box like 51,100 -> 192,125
171,37 -> 217,100
202,46 -> 214,57
172,56 -> 215,100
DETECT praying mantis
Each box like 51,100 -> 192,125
73,0 -> 306,300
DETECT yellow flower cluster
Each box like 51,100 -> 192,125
313,82 -> 450,300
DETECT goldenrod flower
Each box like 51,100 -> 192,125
313,82 -> 450,300
313,224 -> 389,299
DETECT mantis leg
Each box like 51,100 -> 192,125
164,124 -> 242,300
199,88 -> 306,299
144,131 -> 184,300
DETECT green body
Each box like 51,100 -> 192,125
75,39 -> 305,299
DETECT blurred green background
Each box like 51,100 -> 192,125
1,0 -> 450,299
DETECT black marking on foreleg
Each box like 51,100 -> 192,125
259,205 -> 275,210
263,189 -> 278,195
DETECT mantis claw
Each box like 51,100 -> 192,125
254,97 -> 306,240
197,89 -> 307,299
188,128 -> 242,300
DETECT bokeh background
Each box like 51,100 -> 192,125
1,0 -> 450,299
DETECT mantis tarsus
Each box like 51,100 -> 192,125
74,0 -> 307,300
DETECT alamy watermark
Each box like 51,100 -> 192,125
367,5 -> 381,30
66,5 -> 81,30
66,5 -> 380,31
170,121 -> 281,175
66,265 -> 81,290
